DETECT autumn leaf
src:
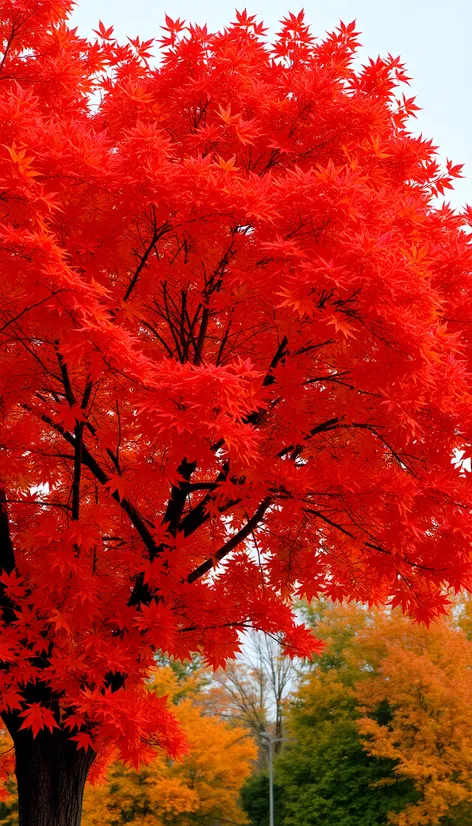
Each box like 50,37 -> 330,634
216,155 -> 239,172
54,403 -> 87,432
19,704 -> 59,738
104,473 -> 126,502
326,313 -> 358,339
71,732 -> 94,752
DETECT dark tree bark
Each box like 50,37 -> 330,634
12,727 -> 95,826
2,492 -> 94,825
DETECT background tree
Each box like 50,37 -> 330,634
240,773 -> 285,826
0,729 -> 16,826
202,633 -> 297,767
2,2 -> 472,824
81,667 -> 256,826
357,611 -> 472,826
242,604 -> 472,826
256,604 -> 418,826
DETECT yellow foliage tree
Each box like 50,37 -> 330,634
354,610 -> 472,826
82,666 -> 257,826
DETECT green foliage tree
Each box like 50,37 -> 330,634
273,673 -> 418,826
240,774 -> 284,826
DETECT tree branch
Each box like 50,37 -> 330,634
187,497 -> 272,584
22,404 -> 159,558
0,489 -> 17,624
163,458 -> 197,537
123,223 -> 170,303
0,490 -> 15,576
245,337 -> 289,427
71,422 -> 83,521
278,416 -> 340,459
178,462 -> 231,536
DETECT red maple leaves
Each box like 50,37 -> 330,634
0,0 -> 472,781
19,705 -> 59,739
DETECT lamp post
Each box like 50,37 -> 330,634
260,732 -> 286,826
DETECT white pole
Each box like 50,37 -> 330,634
261,732 -> 286,826
268,736 -> 274,826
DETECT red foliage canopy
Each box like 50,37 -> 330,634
1,0 -> 472,767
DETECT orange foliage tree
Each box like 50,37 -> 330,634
81,667 -> 256,826
357,611 -> 472,826
270,603 -> 472,826
2,1 -> 472,823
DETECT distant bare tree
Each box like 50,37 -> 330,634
201,632 -> 298,768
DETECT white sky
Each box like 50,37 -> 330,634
71,0 -> 472,209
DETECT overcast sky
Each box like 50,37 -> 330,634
71,0 -> 472,208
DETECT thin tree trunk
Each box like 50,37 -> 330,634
13,727 -> 95,826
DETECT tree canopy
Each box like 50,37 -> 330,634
1,0 -> 472,797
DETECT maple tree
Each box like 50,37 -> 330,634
1,1 -> 472,823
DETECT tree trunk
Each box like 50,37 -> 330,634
13,727 -> 95,826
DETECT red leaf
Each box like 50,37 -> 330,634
19,704 -> 59,738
